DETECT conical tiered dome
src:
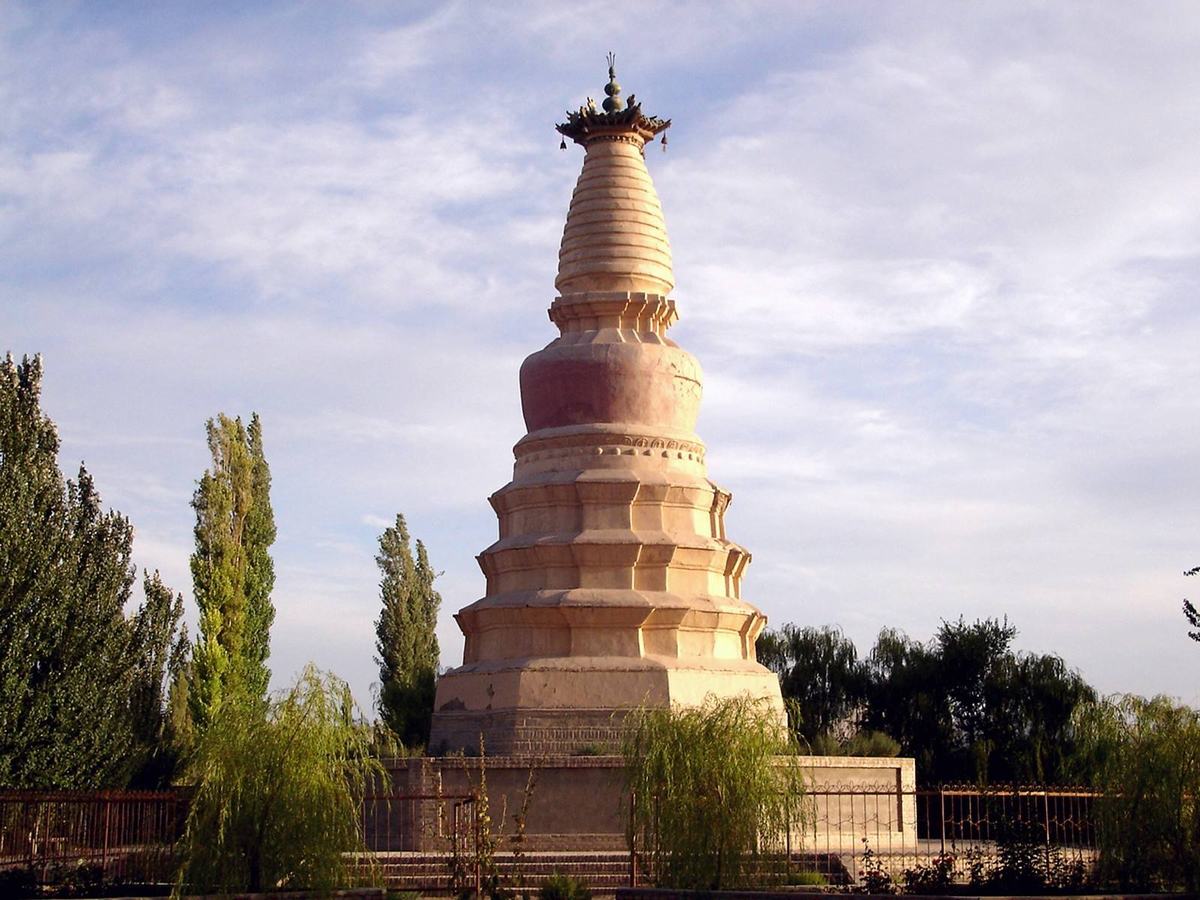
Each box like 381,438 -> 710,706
428,61 -> 783,756
556,137 -> 674,296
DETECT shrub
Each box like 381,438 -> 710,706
0,867 -> 36,899
900,852 -> 955,894
572,742 -> 609,756
786,869 -> 828,886
540,872 -> 592,900
174,665 -> 385,894
858,837 -> 895,894
622,694 -> 810,890
809,729 -> 901,757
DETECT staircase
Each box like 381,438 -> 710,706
373,850 -> 633,895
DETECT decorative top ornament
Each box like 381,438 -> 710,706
602,51 -> 623,112
556,53 -> 671,148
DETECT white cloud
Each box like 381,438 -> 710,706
3,2 -> 1198,710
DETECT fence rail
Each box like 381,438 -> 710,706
2,784 -> 1102,893
780,785 -> 1099,889
0,790 -> 189,888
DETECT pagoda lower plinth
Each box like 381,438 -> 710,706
431,657 -> 781,755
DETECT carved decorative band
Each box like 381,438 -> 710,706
515,431 -> 707,464
549,292 -> 678,333
584,133 -> 647,147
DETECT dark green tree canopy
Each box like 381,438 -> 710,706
759,615 -> 1095,785
757,624 -> 865,746
1,354 -> 183,788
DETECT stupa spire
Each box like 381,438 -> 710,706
554,57 -> 674,296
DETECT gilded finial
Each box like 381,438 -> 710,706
603,51 -> 624,113
555,54 -> 670,147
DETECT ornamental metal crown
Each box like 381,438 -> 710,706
556,53 -> 671,146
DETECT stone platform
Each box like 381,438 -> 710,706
384,754 -> 915,853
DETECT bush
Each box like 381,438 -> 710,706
809,729 -> 901,757
174,665 -> 385,894
540,872 -> 592,900
786,869 -> 828,886
1073,694 -> 1200,892
622,694 -> 810,890
572,742 -> 608,756
0,867 -> 36,899
901,852 -> 955,895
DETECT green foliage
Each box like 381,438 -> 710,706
900,852 -> 955,894
189,412 -> 276,731
1072,694 -> 1200,892
857,838 -> 896,893
622,695 -> 810,890
243,414 -> 277,700
762,617 -> 1095,784
0,354 -> 183,788
175,665 -> 385,895
375,514 -> 441,749
572,741 -> 609,756
758,624 -> 865,746
540,872 -> 592,900
785,869 -> 827,886
947,814 -> 1086,894
810,729 -> 900,757
164,621 -> 195,772
128,570 -> 186,786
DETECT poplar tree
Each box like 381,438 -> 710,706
243,415 -> 277,699
189,413 -> 276,730
0,354 -> 182,787
374,514 -> 441,748
129,570 -> 186,785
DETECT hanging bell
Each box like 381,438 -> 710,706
661,134 -> 668,152
559,138 -> 567,150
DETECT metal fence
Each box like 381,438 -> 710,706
0,790 -> 480,893
0,790 -> 189,889
2,784 -> 1101,893
795,785 -> 1100,889
360,792 -> 481,894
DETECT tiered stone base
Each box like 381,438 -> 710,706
428,656 -> 784,756
428,708 -> 623,757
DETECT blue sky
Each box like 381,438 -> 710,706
4,1 -> 1198,711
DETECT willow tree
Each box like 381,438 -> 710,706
189,413 -> 276,729
175,666 -> 384,894
374,513 -> 441,748
623,696 -> 809,890
1073,695 -> 1200,892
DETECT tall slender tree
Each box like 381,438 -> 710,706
129,570 -> 185,786
189,413 -> 276,730
374,514 -> 441,748
0,354 -> 182,787
242,414 -> 276,698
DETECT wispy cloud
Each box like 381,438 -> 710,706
4,1 -> 1198,708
